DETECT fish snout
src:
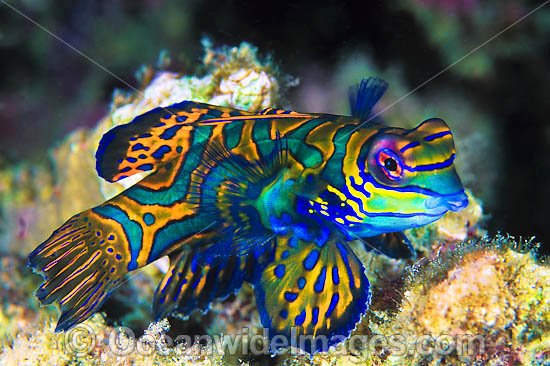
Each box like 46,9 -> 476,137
424,191 -> 469,212
444,191 -> 469,212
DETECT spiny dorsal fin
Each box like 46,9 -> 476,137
95,101 -> 254,182
348,77 -> 388,121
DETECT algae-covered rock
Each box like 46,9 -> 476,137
347,235 -> 550,366
0,40 -> 281,365
0,40 -> 281,258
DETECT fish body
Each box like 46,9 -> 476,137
28,78 -> 468,353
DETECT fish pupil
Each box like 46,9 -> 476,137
384,158 -> 398,171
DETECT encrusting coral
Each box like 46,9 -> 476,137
0,40 -> 281,258
0,40 -> 281,365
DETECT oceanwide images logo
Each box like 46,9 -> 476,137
61,323 -> 485,361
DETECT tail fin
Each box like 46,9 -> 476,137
28,209 -> 132,331
153,244 -> 273,320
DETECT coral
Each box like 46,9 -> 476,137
356,235 -> 550,366
0,40 -> 282,258
0,314 -> 226,366
271,235 -> 550,366
0,40 -> 282,364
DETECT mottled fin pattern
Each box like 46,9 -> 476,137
28,211 -> 131,331
96,101 -> 255,182
255,235 -> 371,353
153,245 -> 273,320
348,77 -> 388,121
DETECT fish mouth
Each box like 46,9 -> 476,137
425,191 -> 469,212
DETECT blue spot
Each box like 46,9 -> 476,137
139,133 -> 152,138
132,143 -> 147,152
176,146 -> 183,153
297,277 -> 306,289
127,157 -> 137,163
154,122 -> 166,128
284,292 -> 298,302
129,137 -> 137,141
280,309 -> 288,319
311,307 -> 319,325
143,213 -> 155,226
295,309 -> 306,326
160,125 -> 182,140
303,250 -> 319,270
163,114 -> 171,119
115,254 -> 122,260
108,235 -> 114,240
120,167 -> 131,173
176,116 -> 187,123
332,266 -> 340,285
152,145 -> 172,159
325,293 -> 339,318
107,247 -> 113,253
139,154 -> 147,159
288,237 -> 298,248
314,266 -> 327,293
274,264 -> 285,279
138,164 -> 154,171
281,250 -> 290,259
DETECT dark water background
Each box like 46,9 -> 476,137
1,0 -> 549,252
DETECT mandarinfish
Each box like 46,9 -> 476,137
28,77 -> 468,353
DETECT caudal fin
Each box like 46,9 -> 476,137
28,209 -> 132,331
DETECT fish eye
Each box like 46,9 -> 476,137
384,157 -> 398,171
376,149 -> 403,181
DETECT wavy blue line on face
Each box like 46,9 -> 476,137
403,154 -> 456,172
424,130 -> 452,141
400,141 -> 420,153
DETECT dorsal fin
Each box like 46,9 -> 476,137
348,77 -> 388,121
95,101 -> 254,182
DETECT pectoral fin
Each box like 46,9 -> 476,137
254,234 -> 371,353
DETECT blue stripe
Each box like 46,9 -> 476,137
400,141 -> 420,153
295,309 -> 306,326
325,293 -> 339,318
92,205 -> 143,270
424,130 -> 451,141
303,250 -> 320,270
160,125 -> 183,140
404,154 -> 455,172
335,242 -> 355,289
311,307 -> 319,325
59,271 -> 97,305
314,266 -> 327,293
332,266 -> 340,285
